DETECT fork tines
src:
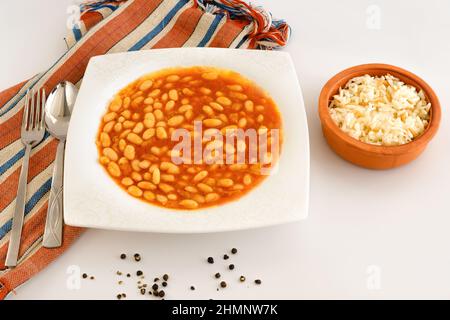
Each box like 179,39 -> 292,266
23,88 -> 46,131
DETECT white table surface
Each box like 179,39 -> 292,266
2,0 -> 449,300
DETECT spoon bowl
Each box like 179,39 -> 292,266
45,82 -> 77,139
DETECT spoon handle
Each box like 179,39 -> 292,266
43,139 -> 65,248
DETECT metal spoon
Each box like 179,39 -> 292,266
43,81 -> 78,248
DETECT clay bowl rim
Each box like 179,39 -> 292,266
318,63 -> 441,155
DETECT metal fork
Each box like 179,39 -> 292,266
5,89 -> 46,268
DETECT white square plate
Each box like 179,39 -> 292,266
64,48 -> 309,233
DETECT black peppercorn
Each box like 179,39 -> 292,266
136,270 -> 143,276
207,257 -> 214,264
152,283 -> 159,290
140,288 -> 146,295
255,279 -> 262,285
223,254 -> 229,260
239,276 -> 246,282
220,281 -> 227,288
231,248 -> 237,254
190,286 -> 195,291
158,290 -> 165,297
163,274 -> 169,281
134,253 -> 141,261
162,281 -> 167,287
82,273 -> 88,279
215,272 -> 221,279
120,253 -> 126,259
228,264 -> 235,270
126,273 -> 131,277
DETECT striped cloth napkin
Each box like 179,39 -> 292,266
0,0 -> 289,299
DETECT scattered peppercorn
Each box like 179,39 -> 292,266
113,249 -> 260,298
82,273 -> 88,279
90,276 -> 95,280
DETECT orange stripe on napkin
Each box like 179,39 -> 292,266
152,6 -> 202,48
0,80 -> 27,108
0,110 -> 22,150
81,11 -> 104,30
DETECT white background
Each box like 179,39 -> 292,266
1,0 -> 449,299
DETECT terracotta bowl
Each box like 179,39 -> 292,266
318,63 -> 441,170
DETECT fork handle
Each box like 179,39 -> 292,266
5,144 -> 32,267
43,139 -> 65,248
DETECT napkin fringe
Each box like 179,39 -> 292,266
193,0 -> 290,49
70,0 -> 290,50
